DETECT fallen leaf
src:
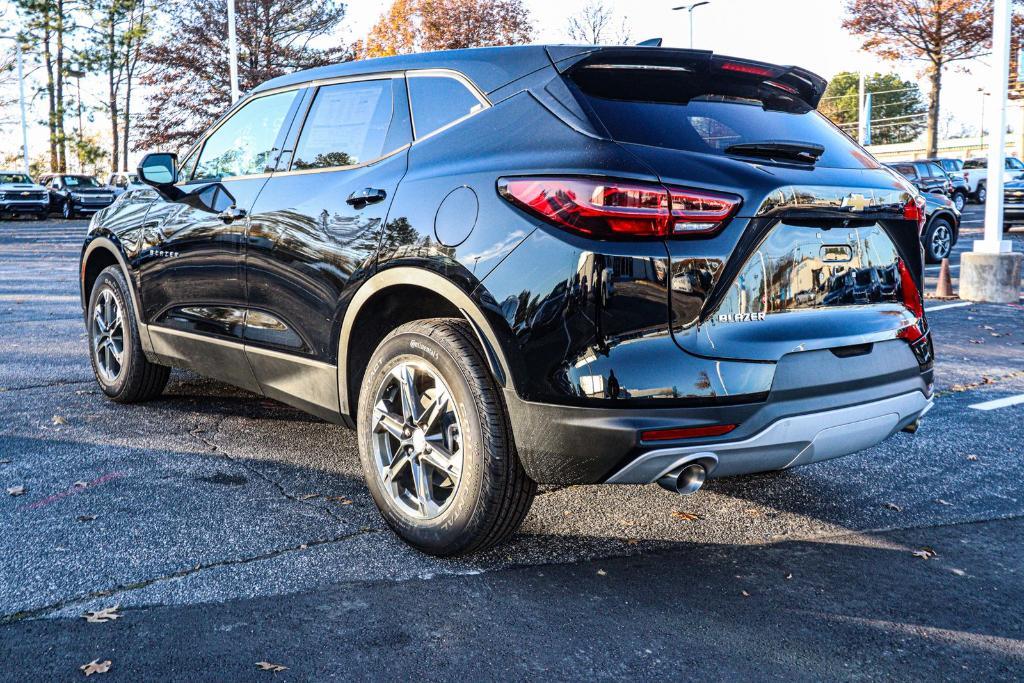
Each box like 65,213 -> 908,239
623,539 -> 639,546
744,508 -> 762,517
82,606 -> 121,623
784,573 -> 793,580
6,485 -> 26,496
883,502 -> 903,512
52,415 -> 67,425
950,568 -> 967,577
966,454 -> 979,462
912,547 -> 937,560
741,590 -> 751,597
325,496 -> 353,505
983,325 -> 995,331
299,493 -> 319,500
80,659 -> 112,676
255,662 -> 288,673
77,515 -> 97,522
671,511 -> 701,522
74,481 -> 89,489
596,568 -> 607,576
0,459 -> 10,464
935,498 -> 953,506
969,339 -> 983,344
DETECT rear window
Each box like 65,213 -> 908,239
964,158 -> 986,169
569,65 -> 876,169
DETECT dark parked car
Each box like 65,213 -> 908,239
924,158 -> 968,211
79,46 -> 934,555
38,174 -> 116,218
886,160 -> 955,200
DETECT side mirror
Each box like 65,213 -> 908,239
137,152 -> 178,188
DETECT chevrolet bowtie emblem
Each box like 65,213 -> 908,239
841,193 -> 871,211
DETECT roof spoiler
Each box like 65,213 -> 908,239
547,46 -> 828,109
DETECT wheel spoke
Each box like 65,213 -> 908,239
419,386 -> 449,432
421,441 -> 461,481
410,458 -> 433,515
394,364 -> 421,422
93,305 -> 107,335
373,404 -> 406,440
382,452 -> 411,486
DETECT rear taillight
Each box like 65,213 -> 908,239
903,195 -> 927,234
896,256 -> 927,343
498,177 -> 741,239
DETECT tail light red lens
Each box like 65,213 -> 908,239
903,195 -> 927,234
498,177 -> 741,239
896,256 -> 927,343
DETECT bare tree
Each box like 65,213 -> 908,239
566,0 -> 630,45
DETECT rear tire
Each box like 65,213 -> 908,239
952,191 -> 966,212
87,266 -> 169,402
976,182 -> 987,204
357,318 -> 536,556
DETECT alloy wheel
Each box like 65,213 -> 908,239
930,222 -> 952,260
62,201 -> 72,219
91,288 -> 124,383
370,359 -> 464,520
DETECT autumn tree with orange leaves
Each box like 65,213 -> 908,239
842,0 -> 1024,156
365,0 -> 533,58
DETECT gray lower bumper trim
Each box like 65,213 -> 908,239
606,391 -> 932,484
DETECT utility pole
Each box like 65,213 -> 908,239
227,0 -> 240,103
68,67 -> 85,172
0,34 -> 31,176
672,2 -> 710,49
959,0 -> 1022,304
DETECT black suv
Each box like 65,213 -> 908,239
79,46 -> 934,555
38,174 -> 116,218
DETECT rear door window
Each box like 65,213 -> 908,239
568,62 -> 875,169
291,79 -> 395,170
892,164 -> 918,179
407,74 -> 485,138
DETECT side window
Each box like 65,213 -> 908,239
407,74 -> 484,138
893,164 -> 917,179
914,163 -> 933,178
178,148 -> 200,183
291,79 -> 395,170
193,90 -> 298,181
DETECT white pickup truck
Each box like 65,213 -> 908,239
962,156 -> 1024,203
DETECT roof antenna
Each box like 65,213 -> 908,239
636,38 -> 663,47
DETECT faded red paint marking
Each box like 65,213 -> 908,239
20,471 -> 126,511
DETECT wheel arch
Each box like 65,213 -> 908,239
80,236 -> 154,355
338,267 -> 512,421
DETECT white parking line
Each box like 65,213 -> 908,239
926,301 -> 973,312
969,394 -> 1024,411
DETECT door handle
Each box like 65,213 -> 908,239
218,206 -> 247,223
346,188 -> 387,207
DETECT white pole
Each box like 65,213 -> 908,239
979,0 -> 1013,254
226,0 -> 240,103
858,72 -> 867,145
16,43 -> 29,176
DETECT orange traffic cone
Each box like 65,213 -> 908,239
934,257 -> 954,298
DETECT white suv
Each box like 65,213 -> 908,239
0,171 -> 49,219
106,172 -> 147,198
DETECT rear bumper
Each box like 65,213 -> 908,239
504,338 -> 932,484
606,391 -> 931,483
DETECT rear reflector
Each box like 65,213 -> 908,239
641,424 -> 738,442
498,176 -> 741,239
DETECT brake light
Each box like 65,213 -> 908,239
896,256 -> 927,343
498,177 -> 741,239
719,61 -> 776,78
641,424 -> 738,442
903,195 -> 927,234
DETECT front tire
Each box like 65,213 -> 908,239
62,200 -> 74,220
923,217 -> 954,264
976,182 -> 987,204
87,266 -> 169,402
952,191 -> 967,212
357,318 -> 536,556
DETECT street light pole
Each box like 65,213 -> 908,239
226,0 -> 240,103
0,34 -> 31,176
672,2 -> 711,49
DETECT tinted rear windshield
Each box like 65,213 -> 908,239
569,65 -> 876,170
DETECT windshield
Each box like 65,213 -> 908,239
0,173 -> 32,184
64,176 -> 101,187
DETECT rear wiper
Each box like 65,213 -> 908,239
724,140 -> 825,165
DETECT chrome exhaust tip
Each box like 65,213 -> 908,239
657,463 -> 707,496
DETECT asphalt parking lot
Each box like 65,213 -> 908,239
1,208 -> 1023,680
